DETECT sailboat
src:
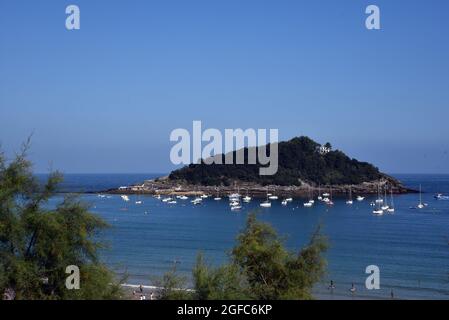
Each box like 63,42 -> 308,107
387,189 -> 395,213
373,186 -> 384,215
243,189 -> 252,203
381,187 -> 389,211
327,187 -> 334,206
268,188 -> 278,200
214,188 -> 222,201
417,184 -> 425,209
121,195 -> 130,202
375,183 -> 384,204
317,185 -> 323,201
304,187 -> 314,207
346,186 -> 353,205
260,188 -> 272,208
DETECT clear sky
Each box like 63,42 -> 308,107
1,0 -> 448,174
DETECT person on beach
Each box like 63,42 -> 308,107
150,292 -> 154,300
328,280 -> 335,292
350,283 -> 356,295
139,285 -> 143,293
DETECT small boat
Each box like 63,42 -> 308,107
327,188 -> 334,206
373,209 -> 384,215
200,194 -> 209,199
191,198 -> 202,205
346,186 -> 353,205
231,205 -> 242,211
242,189 -> 252,203
386,189 -> 395,213
179,195 -> 189,200
260,201 -> 271,208
317,185 -> 323,201
281,200 -> 288,206
135,201 -> 142,205
375,183 -> 384,203
260,188 -> 272,208
304,202 -> 313,207
162,197 -> 173,203
121,195 -> 130,202
213,188 -> 222,201
417,185 -> 426,209
268,195 -> 278,200
356,196 -> 365,202
381,187 -> 389,210
168,200 -> 177,204
435,193 -> 449,200
154,195 -> 162,200
229,200 -> 240,207
285,198 -> 293,202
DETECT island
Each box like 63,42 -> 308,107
103,136 -> 414,197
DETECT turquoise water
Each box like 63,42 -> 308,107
46,174 -> 449,300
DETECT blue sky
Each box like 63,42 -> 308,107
1,0 -> 449,174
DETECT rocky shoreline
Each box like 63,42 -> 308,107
101,175 -> 416,198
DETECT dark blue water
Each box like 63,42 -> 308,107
46,174 -> 449,300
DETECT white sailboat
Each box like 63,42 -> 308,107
375,183 -> 384,204
387,189 -> 395,213
381,187 -> 389,211
356,195 -> 365,202
121,195 -> 130,202
304,187 -> 314,207
242,189 -> 252,203
260,188 -> 272,208
417,184 -> 425,209
346,186 -> 353,205
373,186 -> 384,215
327,187 -> 334,206
317,185 -> 323,201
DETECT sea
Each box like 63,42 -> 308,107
39,173 -> 449,300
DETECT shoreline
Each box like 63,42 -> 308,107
98,176 -> 417,198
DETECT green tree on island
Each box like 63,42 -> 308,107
0,142 -> 122,300
158,213 -> 328,300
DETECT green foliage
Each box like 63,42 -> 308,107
0,142 -> 122,300
153,264 -> 193,300
158,213 -> 327,300
169,136 -> 381,186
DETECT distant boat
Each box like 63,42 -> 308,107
200,194 -> 209,199
231,204 -> 242,211
168,200 -> 177,204
387,189 -> 395,213
317,185 -> 323,201
303,202 -> 313,207
179,195 -> 188,200
191,197 -> 202,205
121,195 -> 130,202
346,186 -> 353,205
154,194 -> 162,200
417,184 -> 426,209
435,193 -> 449,200
373,186 -> 384,215
305,186 -> 314,207
243,189 -> 252,203
135,201 -> 142,205
214,188 -> 222,201
327,187 -> 334,206
260,188 -> 272,208
285,198 -> 293,202
381,187 -> 389,211
260,201 -> 271,208
281,200 -> 288,206
375,183 -> 384,203
162,197 -> 172,203
356,196 -> 365,202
